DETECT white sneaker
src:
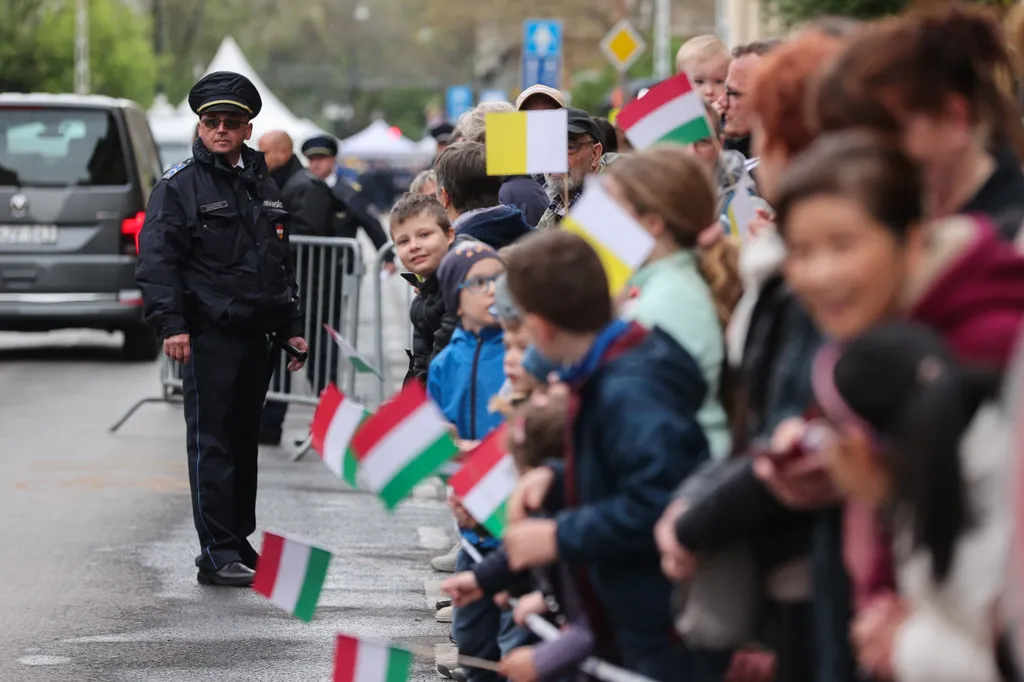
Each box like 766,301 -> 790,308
435,605 -> 453,623
430,543 -> 461,573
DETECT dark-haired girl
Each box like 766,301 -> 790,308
812,322 -> 1011,682
815,3 -> 1024,240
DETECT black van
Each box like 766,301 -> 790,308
0,94 -> 165,360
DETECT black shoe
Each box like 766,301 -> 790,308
435,598 -> 452,610
241,551 -> 260,571
197,561 -> 255,587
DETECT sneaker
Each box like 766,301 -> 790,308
435,605 -> 453,623
451,669 -> 467,682
430,543 -> 461,573
436,645 -> 458,679
435,598 -> 452,610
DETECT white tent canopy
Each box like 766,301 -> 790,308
340,120 -> 427,161
161,36 -> 328,153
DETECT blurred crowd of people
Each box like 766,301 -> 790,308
382,4 -> 1024,682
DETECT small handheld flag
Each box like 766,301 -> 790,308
726,174 -> 758,239
350,382 -> 459,509
485,110 -> 568,176
324,324 -> 383,380
333,635 -> 413,682
311,384 -> 369,487
252,532 -> 332,622
616,73 -> 714,150
562,179 -> 655,296
450,425 -> 517,537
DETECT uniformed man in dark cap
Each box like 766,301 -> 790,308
429,121 -> 456,156
300,135 -> 393,273
136,71 -> 308,587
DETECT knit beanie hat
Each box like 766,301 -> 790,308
437,238 -> 502,315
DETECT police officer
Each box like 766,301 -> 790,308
136,71 -> 308,587
301,135 -> 392,270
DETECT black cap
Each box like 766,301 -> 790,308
302,135 -> 339,159
430,122 -> 455,144
566,108 -> 602,143
188,71 -> 262,118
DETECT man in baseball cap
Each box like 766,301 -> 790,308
515,84 -> 566,111
536,108 -> 605,229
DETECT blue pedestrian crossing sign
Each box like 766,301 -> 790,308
446,85 -> 474,123
522,19 -> 563,91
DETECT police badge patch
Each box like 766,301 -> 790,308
275,224 -> 284,240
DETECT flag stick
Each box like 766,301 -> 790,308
403,644 -> 501,673
562,180 -> 570,221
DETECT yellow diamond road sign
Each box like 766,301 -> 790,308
601,20 -> 646,72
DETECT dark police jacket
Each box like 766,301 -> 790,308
135,139 -> 303,341
330,176 -> 391,258
274,155 -> 334,239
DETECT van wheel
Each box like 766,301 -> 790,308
122,326 -> 160,361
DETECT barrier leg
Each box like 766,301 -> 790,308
109,396 -> 173,433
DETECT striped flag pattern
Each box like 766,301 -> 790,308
350,382 -> 459,509
252,532 -> 332,622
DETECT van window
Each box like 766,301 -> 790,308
0,107 -> 129,187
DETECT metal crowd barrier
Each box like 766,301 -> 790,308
372,241 -> 415,407
110,236 -> 364,449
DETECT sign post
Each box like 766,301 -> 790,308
446,85 -> 474,123
521,19 -> 563,92
600,20 -> 646,106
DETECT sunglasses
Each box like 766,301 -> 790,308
201,117 -> 246,131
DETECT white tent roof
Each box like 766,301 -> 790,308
148,92 -> 195,145
168,37 -> 328,152
415,136 -> 438,155
340,120 -> 425,160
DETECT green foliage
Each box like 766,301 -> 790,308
762,0 -> 1015,26
0,0 -> 157,106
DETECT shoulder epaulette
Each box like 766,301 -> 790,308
163,157 -> 194,180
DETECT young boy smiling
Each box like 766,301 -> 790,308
389,192 -> 455,384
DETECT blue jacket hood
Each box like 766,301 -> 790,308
427,326 -> 506,440
455,205 -> 533,250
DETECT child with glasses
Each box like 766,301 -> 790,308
429,239 -> 531,682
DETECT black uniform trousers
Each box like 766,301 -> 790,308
184,326 -> 272,571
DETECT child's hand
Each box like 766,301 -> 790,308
505,518 -> 558,570
507,467 -> 555,523
456,439 -> 481,452
441,571 -> 484,607
448,494 -> 476,529
512,590 -> 549,626
498,646 -> 538,682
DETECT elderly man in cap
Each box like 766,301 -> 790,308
536,108 -> 608,230
514,84 -> 566,112
301,135 -> 393,273
136,71 -> 307,587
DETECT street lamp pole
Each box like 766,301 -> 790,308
654,0 -> 671,80
75,0 -> 90,94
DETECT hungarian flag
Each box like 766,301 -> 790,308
252,532 -> 332,622
311,384 -> 368,487
350,382 -> 459,509
324,324 -> 383,380
617,72 -> 713,150
450,425 -> 518,537
334,635 -> 413,682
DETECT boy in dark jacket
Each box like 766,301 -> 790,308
501,230 -> 711,682
388,193 -> 455,385
435,141 -> 533,249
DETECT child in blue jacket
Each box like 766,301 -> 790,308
428,239 -> 527,682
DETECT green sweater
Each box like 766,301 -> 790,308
623,250 -> 731,459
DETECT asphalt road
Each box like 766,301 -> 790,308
0,246 -> 452,682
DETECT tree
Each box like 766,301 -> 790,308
762,0 -> 1016,26
0,0 -> 157,106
